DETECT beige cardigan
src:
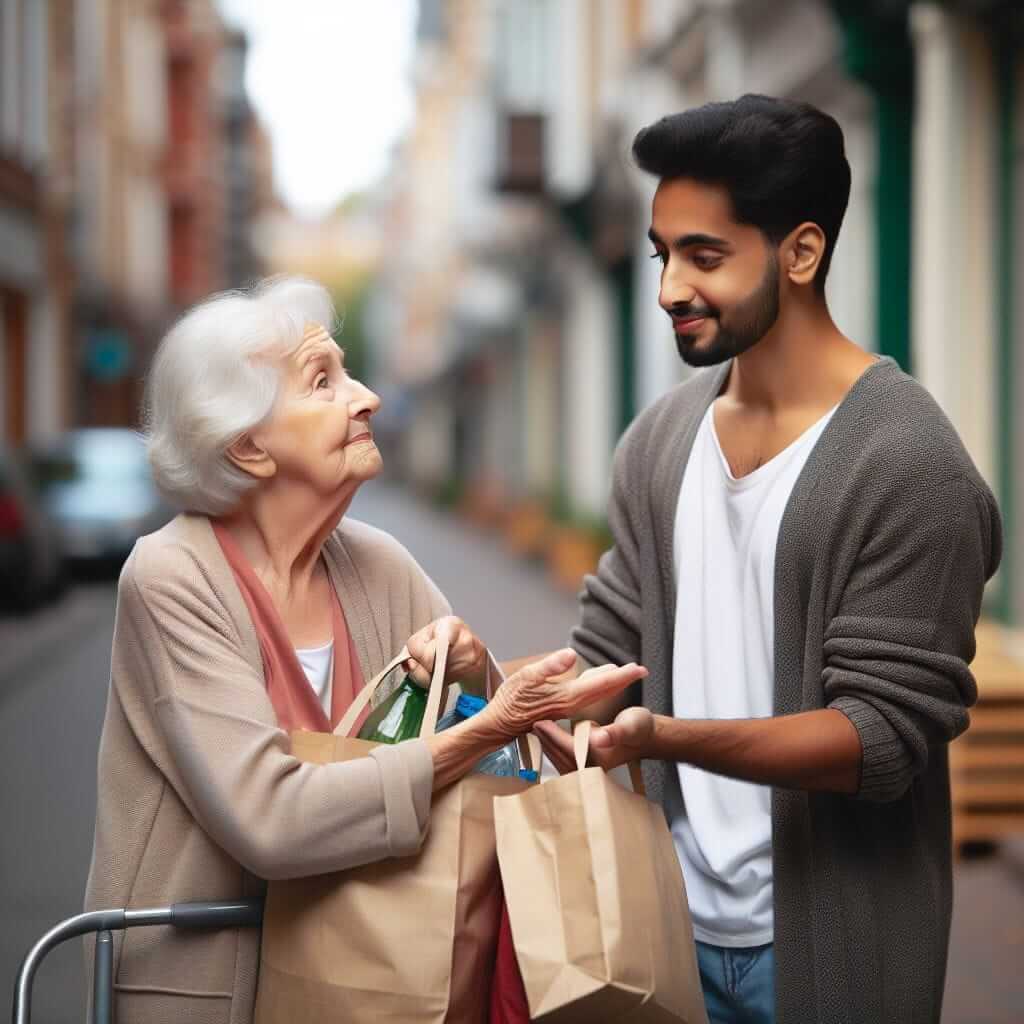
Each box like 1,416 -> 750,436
84,512 -> 450,1024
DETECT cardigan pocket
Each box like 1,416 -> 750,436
115,783 -> 245,999
113,988 -> 231,1024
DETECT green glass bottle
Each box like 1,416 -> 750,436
357,675 -> 428,744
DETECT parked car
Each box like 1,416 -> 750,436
0,443 -> 65,612
30,429 -> 174,572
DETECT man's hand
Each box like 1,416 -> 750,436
534,705 -> 655,773
540,706 -> 864,794
405,616 -> 487,690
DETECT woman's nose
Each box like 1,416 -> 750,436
348,380 -> 381,418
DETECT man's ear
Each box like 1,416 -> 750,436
226,434 -> 276,480
784,222 -> 826,287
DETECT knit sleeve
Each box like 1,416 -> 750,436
118,551 -> 433,880
824,474 -> 1001,802
572,419 -> 645,670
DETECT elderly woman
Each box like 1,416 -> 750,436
83,276 -> 643,1023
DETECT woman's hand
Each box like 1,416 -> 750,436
483,651 -> 648,740
405,616 -> 488,690
533,706 -> 656,773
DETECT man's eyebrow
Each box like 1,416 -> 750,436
647,228 -> 731,250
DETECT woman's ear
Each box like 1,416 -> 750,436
785,222 -> 826,287
226,434 -> 276,480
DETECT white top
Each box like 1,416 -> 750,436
666,400 -> 837,947
295,638 -> 334,716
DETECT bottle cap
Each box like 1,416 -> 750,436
455,693 -> 487,718
518,769 -> 539,782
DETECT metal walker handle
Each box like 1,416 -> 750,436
11,899 -> 264,1024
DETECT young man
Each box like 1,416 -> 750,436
534,95 -> 1001,1024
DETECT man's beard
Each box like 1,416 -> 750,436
673,254 -> 780,368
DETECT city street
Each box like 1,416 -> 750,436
0,482 -> 1021,1022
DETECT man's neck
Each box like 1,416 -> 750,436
720,301 -> 876,415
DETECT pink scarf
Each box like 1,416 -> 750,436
212,521 -> 367,733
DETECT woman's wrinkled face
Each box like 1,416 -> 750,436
252,324 -> 382,496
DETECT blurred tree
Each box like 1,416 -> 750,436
331,274 -> 372,385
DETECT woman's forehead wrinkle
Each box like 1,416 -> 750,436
302,322 -> 331,344
292,325 -> 332,367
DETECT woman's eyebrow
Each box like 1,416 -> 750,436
300,344 -> 344,370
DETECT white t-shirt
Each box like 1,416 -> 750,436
667,400 -> 837,947
295,639 -> 334,716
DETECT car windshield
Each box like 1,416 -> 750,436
33,432 -> 151,489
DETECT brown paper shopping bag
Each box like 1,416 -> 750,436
255,632 -> 537,1024
493,722 -> 708,1024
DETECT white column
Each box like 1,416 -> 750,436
825,98 -> 878,354
28,294 -> 60,442
910,5 -> 961,423
563,251 -> 615,519
546,0 -> 591,196
959,25 -> 997,487
524,319 -> 558,495
705,8 -> 745,101
405,389 -> 454,490
910,4 -> 997,486
24,0 -> 48,164
619,66 -> 691,411
634,210 -> 689,411
1,0 -> 21,152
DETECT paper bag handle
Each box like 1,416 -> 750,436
517,733 -> 542,774
334,646 -> 413,738
420,624 -> 452,737
573,720 -> 645,796
335,628 -> 543,773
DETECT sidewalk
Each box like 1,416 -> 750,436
350,482 -> 581,660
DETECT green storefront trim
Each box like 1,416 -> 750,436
831,0 -> 914,372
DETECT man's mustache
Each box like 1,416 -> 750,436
668,303 -> 718,320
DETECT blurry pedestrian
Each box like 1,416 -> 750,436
535,95 -> 1001,1024
83,275 -> 645,1023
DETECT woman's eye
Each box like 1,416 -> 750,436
315,373 -> 330,390
649,250 -> 667,265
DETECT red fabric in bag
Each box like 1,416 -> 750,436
489,893 -> 530,1023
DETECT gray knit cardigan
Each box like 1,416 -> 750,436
572,356 -> 1002,1024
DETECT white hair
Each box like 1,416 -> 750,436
144,275 -> 338,515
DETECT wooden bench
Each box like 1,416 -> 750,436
951,622 -> 1024,854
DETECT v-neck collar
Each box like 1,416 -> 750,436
656,356 -> 896,638
168,512 -> 379,699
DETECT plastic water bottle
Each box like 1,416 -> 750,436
436,693 -> 521,776
357,675 -> 427,744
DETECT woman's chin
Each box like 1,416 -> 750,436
352,447 -> 384,479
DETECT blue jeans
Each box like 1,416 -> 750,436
695,940 -> 774,1024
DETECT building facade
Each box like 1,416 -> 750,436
0,0 -> 75,445
377,0 -> 1022,641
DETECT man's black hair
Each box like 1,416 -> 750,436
632,94 -> 851,290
